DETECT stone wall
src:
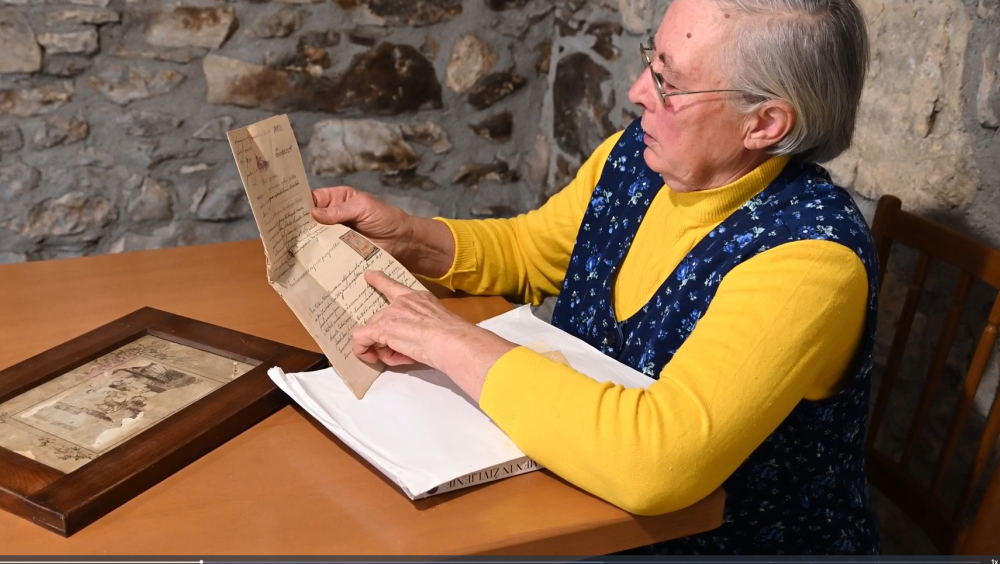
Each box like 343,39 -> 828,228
1,0 -> 999,554
0,0 -> 556,261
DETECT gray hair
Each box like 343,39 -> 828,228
712,0 -> 870,163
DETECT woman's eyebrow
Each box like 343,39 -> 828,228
659,52 -> 686,81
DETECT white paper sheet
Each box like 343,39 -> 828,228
269,305 -> 655,498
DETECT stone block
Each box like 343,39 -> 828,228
979,0 -> 997,18
123,110 -> 182,137
203,54 -> 302,110
523,131 -> 550,190
108,229 -> 176,254
586,21 -> 623,61
249,7 -> 302,39
89,64 -> 185,105
348,30 -> 380,46
421,36 -> 439,59
67,0 -> 110,6
380,169 -> 438,191
0,83 -> 73,117
0,252 -> 26,265
146,6 -> 236,50
309,118 -> 418,176
0,123 -> 22,152
45,7 -> 120,26
109,45 -> 206,64
205,45 -> 441,115
300,30 -> 341,48
977,48 -> 1000,129
0,161 -> 40,201
618,0 -> 652,35
492,3 -> 555,39
43,55 -> 91,77
179,163 -> 212,174
137,139 -> 202,168
37,29 -> 99,55
553,153 -> 579,193
129,177 -> 173,222
535,39 -> 551,75
335,43 -> 442,114
283,43 -> 332,77
469,110 -> 513,143
0,8 -> 41,74
195,181 -> 250,221
467,70 -> 527,110
470,204 -> 517,218
4,191 -> 115,241
553,52 -> 615,159
193,116 -> 234,140
446,34 -> 497,94
401,121 -> 451,153
486,0 -> 530,10
453,160 -> 519,186
192,116 -> 234,141
31,116 -> 88,149
334,0 -> 462,26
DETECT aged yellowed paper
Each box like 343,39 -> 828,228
226,114 -> 426,398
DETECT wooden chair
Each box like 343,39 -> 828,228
868,195 -> 1000,554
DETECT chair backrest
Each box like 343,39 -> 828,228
868,195 -> 1000,554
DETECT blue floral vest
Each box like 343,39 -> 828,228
550,120 -> 881,554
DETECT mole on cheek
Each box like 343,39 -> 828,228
686,32 -> 692,38
724,13 -> 731,18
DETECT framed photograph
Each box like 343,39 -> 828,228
0,307 -> 326,536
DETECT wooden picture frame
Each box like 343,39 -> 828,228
0,307 -> 326,536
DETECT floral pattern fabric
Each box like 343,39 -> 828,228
550,119 -> 881,554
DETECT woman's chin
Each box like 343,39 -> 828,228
641,147 -> 661,171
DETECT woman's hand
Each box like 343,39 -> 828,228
354,270 -> 517,402
311,186 -> 455,278
311,186 -> 413,258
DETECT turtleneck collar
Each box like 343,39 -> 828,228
666,155 -> 791,225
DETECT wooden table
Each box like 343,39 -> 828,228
0,240 -> 723,554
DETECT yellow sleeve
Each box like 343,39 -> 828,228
478,240 -> 868,515
425,131 -> 624,305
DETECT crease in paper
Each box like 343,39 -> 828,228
227,114 -> 426,398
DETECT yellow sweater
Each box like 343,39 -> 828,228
429,132 -> 869,515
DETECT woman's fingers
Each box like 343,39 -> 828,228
352,278 -> 454,368
355,340 -> 412,366
375,344 -> 414,366
364,270 -> 413,302
312,192 -> 370,226
311,186 -> 355,208
353,322 -> 416,366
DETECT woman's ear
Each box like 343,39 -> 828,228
744,101 -> 796,151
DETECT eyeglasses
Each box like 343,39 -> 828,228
640,39 -> 746,105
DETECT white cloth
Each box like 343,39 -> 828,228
269,305 -> 654,499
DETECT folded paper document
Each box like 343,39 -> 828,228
269,305 -> 656,499
227,114 -> 426,398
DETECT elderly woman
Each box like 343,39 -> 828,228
312,0 -> 879,555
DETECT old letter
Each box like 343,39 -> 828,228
227,114 -> 426,398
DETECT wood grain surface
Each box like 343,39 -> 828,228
0,239 -> 723,554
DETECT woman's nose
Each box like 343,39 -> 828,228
628,67 -> 654,111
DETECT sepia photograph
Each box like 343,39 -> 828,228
0,336 -> 256,473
